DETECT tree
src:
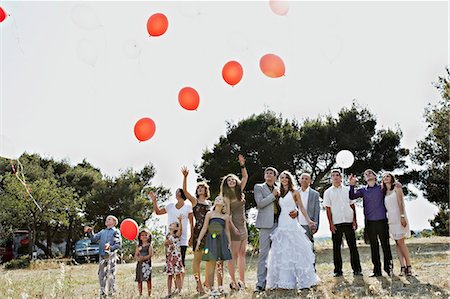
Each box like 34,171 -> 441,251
411,67 -> 449,236
84,165 -> 171,231
197,102 -> 408,208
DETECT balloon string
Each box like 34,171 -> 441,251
9,159 -> 42,211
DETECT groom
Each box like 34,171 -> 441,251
254,167 -> 299,293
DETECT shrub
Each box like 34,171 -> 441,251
4,256 -> 30,270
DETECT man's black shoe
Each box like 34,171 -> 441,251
254,286 -> 265,294
353,271 -> 363,276
369,272 -> 382,277
333,272 -> 343,277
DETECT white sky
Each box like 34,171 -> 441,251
1,1 -> 447,236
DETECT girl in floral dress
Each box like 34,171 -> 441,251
165,215 -> 184,297
135,228 -> 153,297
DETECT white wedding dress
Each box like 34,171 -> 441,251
266,191 -> 319,289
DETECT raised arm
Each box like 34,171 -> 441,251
195,212 -> 211,251
85,227 -> 101,243
149,191 -> 167,215
254,184 -> 277,209
238,154 -> 248,190
349,175 -> 364,200
182,166 -> 197,207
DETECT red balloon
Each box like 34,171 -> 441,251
0,7 -> 7,23
259,54 -> 286,78
147,13 -> 168,37
120,219 -> 139,241
178,87 -> 200,111
134,117 -> 156,142
222,61 -> 243,86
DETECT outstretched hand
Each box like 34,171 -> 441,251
149,191 -> 157,202
238,154 -> 245,166
349,174 -> 357,186
181,166 -> 189,177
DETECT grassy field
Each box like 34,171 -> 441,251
0,237 -> 449,298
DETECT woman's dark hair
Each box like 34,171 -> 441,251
138,229 -> 152,246
195,182 -> 211,199
176,188 -> 187,200
279,171 -> 295,197
381,172 -> 396,196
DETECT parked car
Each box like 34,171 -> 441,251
73,238 -> 99,263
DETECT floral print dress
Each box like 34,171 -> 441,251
165,233 -> 184,275
135,244 -> 152,282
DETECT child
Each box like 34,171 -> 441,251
135,228 -> 153,297
84,215 -> 122,298
165,215 -> 184,298
196,196 -> 232,295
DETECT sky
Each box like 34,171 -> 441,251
1,1 -> 447,237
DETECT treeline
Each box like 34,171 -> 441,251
1,69 -> 448,258
0,156 -> 170,257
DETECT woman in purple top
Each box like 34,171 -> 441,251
349,169 -> 395,277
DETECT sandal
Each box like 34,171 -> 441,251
399,266 -> 406,276
218,286 -> 225,294
237,280 -> 245,290
229,281 -> 239,291
406,265 -> 412,276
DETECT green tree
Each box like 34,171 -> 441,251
411,67 -> 449,236
84,164 -> 170,231
197,102 -> 408,208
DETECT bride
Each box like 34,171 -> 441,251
266,170 -> 319,290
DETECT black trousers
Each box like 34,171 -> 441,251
366,219 -> 392,273
332,223 -> 361,274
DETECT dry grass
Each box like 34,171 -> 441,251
0,237 -> 449,299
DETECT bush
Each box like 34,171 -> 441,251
247,223 -> 259,252
4,256 -> 30,269
421,229 -> 433,238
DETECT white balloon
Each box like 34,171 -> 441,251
269,0 -> 290,16
71,4 -> 101,30
77,38 -> 98,67
0,135 -> 20,160
336,150 -> 354,169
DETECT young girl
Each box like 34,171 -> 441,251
135,228 -> 153,297
196,196 -> 232,295
165,215 -> 184,297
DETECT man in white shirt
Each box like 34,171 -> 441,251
298,173 -> 321,243
324,169 -> 362,277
